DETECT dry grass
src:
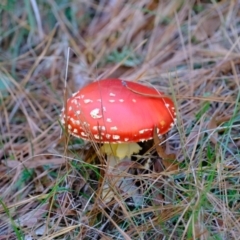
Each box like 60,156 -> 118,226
0,0 -> 240,239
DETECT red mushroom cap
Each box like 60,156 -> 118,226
61,79 -> 176,143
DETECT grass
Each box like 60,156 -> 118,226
0,0 -> 240,239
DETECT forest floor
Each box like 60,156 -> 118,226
0,0 -> 240,239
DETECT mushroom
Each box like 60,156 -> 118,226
60,78 -> 176,161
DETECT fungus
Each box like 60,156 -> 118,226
61,79 -> 176,160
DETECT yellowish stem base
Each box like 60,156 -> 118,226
101,142 -> 142,160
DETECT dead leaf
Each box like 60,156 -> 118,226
103,159 -> 144,206
153,127 -> 178,171
100,236 -> 113,240
192,222 -> 210,240
102,178 -> 144,206
215,116 -> 231,126
3,158 -> 66,169
208,117 -> 218,145
194,12 -> 222,41
151,180 -> 165,207
161,48 -> 194,69
17,203 -> 48,227
103,65 -> 131,79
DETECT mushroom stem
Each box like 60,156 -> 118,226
101,142 -> 142,160
101,142 -> 141,201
